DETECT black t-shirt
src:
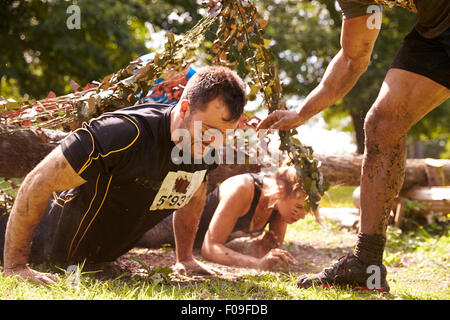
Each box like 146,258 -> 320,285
337,0 -> 450,39
35,103 -> 217,264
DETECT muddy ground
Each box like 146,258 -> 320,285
84,230 -> 358,283
68,223 -> 448,298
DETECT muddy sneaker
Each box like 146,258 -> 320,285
296,252 -> 390,292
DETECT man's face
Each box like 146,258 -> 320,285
183,97 -> 240,160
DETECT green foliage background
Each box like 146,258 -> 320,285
1,0 -> 448,155
0,1 -> 448,299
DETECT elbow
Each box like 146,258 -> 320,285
345,54 -> 370,76
201,238 -> 221,263
201,241 -> 213,260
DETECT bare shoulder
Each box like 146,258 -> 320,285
219,173 -> 254,203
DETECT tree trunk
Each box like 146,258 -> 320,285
408,138 -> 424,159
0,126 -> 69,178
2,127 -> 450,190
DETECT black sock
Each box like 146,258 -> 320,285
354,232 -> 386,266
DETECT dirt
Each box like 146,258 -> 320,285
84,231 -> 358,283
56,226 -> 448,298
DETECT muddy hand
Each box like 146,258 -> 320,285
257,248 -> 297,270
256,109 -> 304,131
252,231 -> 281,258
261,230 -> 281,249
3,265 -> 59,285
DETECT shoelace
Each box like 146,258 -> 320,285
321,254 -> 350,279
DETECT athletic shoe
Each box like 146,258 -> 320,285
296,252 -> 390,292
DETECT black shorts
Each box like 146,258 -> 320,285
0,208 -> 58,265
390,27 -> 450,89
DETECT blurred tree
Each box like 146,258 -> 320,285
253,0 -> 340,96
0,0 -> 200,99
441,138 -> 450,159
324,5 -> 450,155
1,0 -> 448,156
255,0 -> 449,154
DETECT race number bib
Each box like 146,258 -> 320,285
149,170 -> 207,211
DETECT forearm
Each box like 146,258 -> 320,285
173,183 -> 207,262
297,49 -> 368,119
202,242 -> 260,268
173,212 -> 198,262
4,176 -> 52,269
251,221 -> 287,258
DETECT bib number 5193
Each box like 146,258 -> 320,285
149,170 -> 206,211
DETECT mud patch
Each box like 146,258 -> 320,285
84,233 -> 357,283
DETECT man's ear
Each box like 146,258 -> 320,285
180,100 -> 190,120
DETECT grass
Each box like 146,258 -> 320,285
320,185 -> 357,208
0,262 -> 394,300
0,186 -> 448,300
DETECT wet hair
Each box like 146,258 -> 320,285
264,166 -> 305,200
274,166 -> 305,199
181,66 -> 246,121
264,166 -> 321,223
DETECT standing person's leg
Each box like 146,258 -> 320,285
296,25 -> 450,291
296,68 -> 449,291
355,68 -> 450,266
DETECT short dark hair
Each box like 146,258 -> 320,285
182,66 -> 246,121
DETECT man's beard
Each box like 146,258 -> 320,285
181,114 -> 205,161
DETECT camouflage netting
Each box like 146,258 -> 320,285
0,0 -> 328,213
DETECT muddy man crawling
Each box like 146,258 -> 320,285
0,66 -> 247,283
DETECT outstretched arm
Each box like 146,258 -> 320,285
258,14 -> 381,130
172,181 -> 219,276
3,146 -> 86,283
201,177 -> 295,270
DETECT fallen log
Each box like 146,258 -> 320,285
353,186 -> 450,213
0,126 -> 69,178
1,127 -> 450,190
353,185 -> 450,229
215,154 -> 450,190
318,207 -> 360,229
314,154 -> 450,189
401,186 -> 450,214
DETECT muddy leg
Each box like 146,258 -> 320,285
356,69 -> 449,265
360,69 -> 449,236
359,134 -> 407,235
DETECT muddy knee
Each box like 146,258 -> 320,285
364,104 -> 410,153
